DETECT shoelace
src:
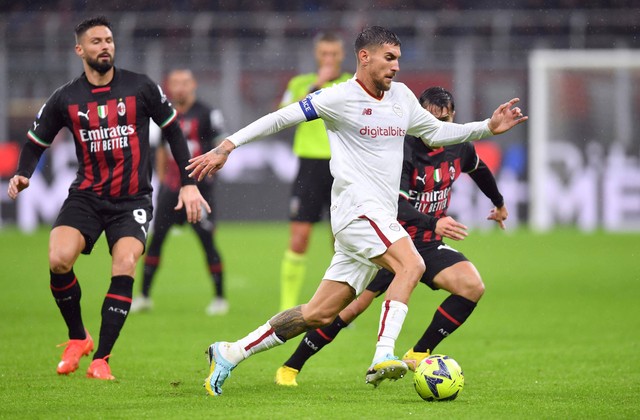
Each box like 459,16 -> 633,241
56,339 -> 86,355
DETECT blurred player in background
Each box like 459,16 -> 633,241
279,32 -> 351,311
130,69 -> 228,316
275,86 -> 508,385
188,26 -> 526,396
7,17 -> 208,380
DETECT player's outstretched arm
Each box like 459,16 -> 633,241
186,139 -> 236,182
174,185 -> 211,224
188,101 -> 313,181
487,98 -> 528,135
7,175 -> 30,200
487,205 -> 509,230
435,216 -> 469,241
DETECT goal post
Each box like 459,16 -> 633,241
528,49 -> 640,231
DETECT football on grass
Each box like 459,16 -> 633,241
413,354 -> 464,401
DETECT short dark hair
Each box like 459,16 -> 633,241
419,87 -> 455,113
354,26 -> 401,53
75,16 -> 112,41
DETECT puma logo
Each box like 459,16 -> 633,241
415,174 -> 428,185
77,109 -> 90,120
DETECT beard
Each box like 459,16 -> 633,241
373,78 -> 392,93
86,55 -> 114,74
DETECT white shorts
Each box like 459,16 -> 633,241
323,210 -> 409,295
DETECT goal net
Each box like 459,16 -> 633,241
528,49 -> 640,232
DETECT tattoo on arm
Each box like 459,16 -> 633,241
270,305 -> 308,340
213,147 -> 230,156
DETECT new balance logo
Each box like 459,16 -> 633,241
77,109 -> 90,120
362,108 -> 372,115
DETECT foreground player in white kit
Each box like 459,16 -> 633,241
188,26 -> 527,396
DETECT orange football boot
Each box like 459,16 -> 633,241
86,356 -> 115,380
56,330 -> 94,375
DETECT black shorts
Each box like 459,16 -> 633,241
153,183 -> 216,231
289,158 -> 333,223
53,190 -> 153,255
366,241 -> 469,294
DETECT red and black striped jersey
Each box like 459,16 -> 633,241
399,136 -> 479,245
27,67 -> 181,199
161,101 -> 225,191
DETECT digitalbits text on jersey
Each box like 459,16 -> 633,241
359,125 -> 407,139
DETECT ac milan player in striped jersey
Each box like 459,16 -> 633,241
130,69 -> 228,316
7,16 -> 209,380
275,87 -> 508,386
189,26 -> 525,396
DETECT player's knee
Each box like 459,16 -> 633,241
303,307 -> 337,329
112,254 -> 138,277
310,314 -> 335,329
457,274 -> 485,302
413,258 -> 426,277
49,250 -> 75,274
401,256 -> 425,287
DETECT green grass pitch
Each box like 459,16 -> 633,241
0,223 -> 638,419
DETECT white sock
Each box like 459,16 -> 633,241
372,300 -> 408,363
224,322 -> 284,365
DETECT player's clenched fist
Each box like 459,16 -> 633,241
7,175 -> 30,200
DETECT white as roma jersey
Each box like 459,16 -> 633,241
228,77 -> 492,234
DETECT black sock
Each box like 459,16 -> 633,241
210,263 -> 224,298
284,315 -> 348,371
196,225 -> 224,299
413,295 -> 477,353
141,256 -> 159,297
50,269 -> 86,340
94,275 -> 134,361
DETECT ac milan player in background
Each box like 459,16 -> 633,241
188,26 -> 526,396
7,16 -> 209,380
130,69 -> 228,316
275,86 -> 508,386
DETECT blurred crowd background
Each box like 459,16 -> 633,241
5,0 -> 639,12
0,1 -> 638,230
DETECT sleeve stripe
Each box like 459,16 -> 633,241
466,153 -> 481,173
298,97 -> 319,121
27,130 -> 51,148
159,109 -> 178,128
472,153 -> 480,171
399,189 -> 410,200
